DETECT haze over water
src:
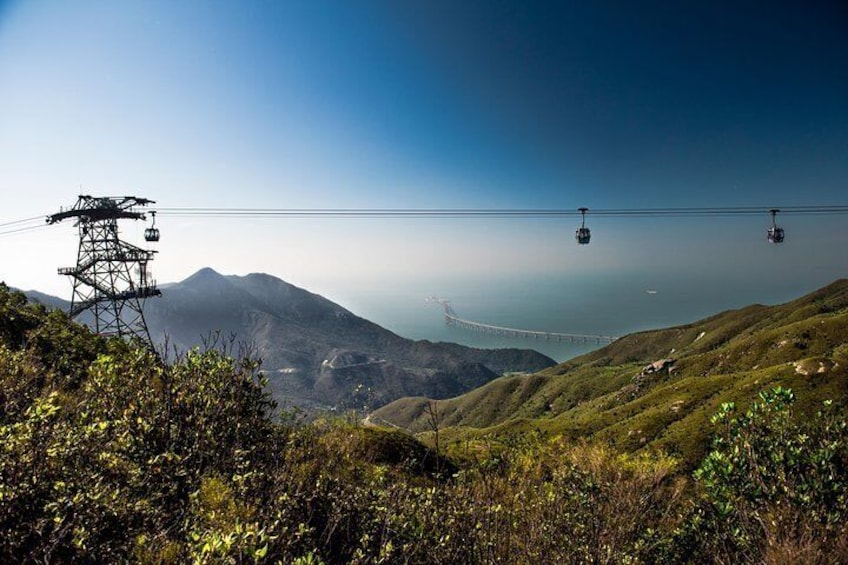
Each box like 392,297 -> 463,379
329,270 -> 830,363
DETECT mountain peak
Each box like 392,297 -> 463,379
182,267 -> 226,284
175,268 -> 244,298
186,267 -> 223,280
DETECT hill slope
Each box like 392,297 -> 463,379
372,279 -> 848,467
141,268 -> 555,410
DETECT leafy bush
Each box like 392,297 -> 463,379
1,285 -> 847,563
690,387 -> 848,564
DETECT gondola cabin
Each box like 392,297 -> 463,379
767,209 -> 784,244
767,226 -> 784,243
575,207 -> 591,245
144,211 -> 160,242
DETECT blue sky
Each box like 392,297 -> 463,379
0,0 -> 846,300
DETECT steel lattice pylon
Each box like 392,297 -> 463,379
47,195 -> 161,345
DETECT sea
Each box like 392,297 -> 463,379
324,269 -> 833,363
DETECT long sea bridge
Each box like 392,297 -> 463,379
427,298 -> 617,344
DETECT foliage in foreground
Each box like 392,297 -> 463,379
689,387 -> 848,564
1,285 -> 847,564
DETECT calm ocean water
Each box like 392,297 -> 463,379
327,269 -> 826,363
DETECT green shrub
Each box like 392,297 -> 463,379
691,387 -> 848,564
2,285 -> 848,564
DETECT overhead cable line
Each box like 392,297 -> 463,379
0,224 -> 53,238
1,204 -> 846,239
142,205 -> 845,246
0,215 -> 44,228
0,202 -> 848,245
152,205 -> 848,218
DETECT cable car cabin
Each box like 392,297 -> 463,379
575,207 -> 591,244
144,227 -> 160,242
766,209 -> 783,244
767,226 -> 784,244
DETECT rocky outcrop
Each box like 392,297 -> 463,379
640,358 -> 677,376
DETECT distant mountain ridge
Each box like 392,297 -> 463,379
18,289 -> 69,311
24,268 -> 555,410
372,279 -> 848,468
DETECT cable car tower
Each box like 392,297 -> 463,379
47,195 -> 162,345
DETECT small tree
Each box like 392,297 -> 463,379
425,400 -> 443,475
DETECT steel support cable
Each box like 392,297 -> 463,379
2,205 -> 847,236
152,205 -> 848,218
0,215 -> 45,228
0,215 -> 57,238
0,223 -> 53,237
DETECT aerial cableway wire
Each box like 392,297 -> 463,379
1,205 -> 848,238
0,215 -> 44,228
0,215 -> 53,238
0,224 -> 53,237
152,205 -> 848,218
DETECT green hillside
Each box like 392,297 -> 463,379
2,282 -> 848,563
372,279 -> 848,467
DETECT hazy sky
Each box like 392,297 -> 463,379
0,0 -> 846,299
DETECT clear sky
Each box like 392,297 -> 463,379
0,0 -> 846,301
